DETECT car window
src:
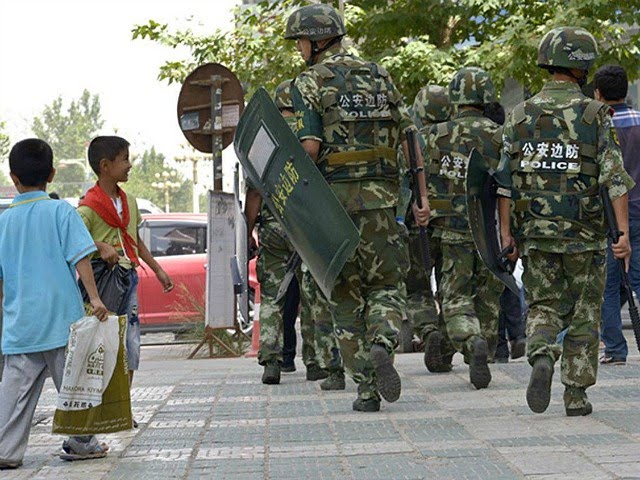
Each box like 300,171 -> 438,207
149,224 -> 207,256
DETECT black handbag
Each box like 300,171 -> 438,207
79,259 -> 134,315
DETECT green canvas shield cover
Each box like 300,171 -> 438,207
466,148 -> 520,295
234,88 -> 360,299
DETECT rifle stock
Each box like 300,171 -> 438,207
600,185 -> 640,352
405,128 -> 431,272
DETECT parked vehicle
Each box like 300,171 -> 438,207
137,213 -> 258,334
64,197 -> 163,214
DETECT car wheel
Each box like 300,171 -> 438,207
237,288 -> 255,336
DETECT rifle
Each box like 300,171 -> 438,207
405,128 -> 431,272
274,251 -> 302,303
600,185 -> 640,352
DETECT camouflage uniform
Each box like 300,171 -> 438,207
407,85 -> 451,347
300,263 -> 343,374
257,210 -> 321,369
256,81 -> 320,372
496,27 -> 634,414
288,5 -> 412,404
424,67 -> 503,388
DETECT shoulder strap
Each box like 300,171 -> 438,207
582,99 -> 606,125
376,64 -> 389,78
436,122 -> 449,138
311,63 -> 335,80
512,103 -> 527,125
491,126 -> 503,148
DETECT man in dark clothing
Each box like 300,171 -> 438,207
595,65 -> 640,365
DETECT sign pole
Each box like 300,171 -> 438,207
211,74 -> 224,192
176,63 -> 246,358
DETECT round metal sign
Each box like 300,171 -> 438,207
177,63 -> 245,153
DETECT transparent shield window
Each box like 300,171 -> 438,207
247,123 -> 277,179
149,225 -> 207,256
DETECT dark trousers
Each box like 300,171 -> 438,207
282,277 -> 300,367
495,287 -> 526,359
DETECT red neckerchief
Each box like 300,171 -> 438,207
79,183 -> 140,266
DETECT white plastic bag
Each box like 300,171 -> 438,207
57,316 -> 119,411
53,315 -> 132,434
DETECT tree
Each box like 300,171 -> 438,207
32,90 -> 104,197
132,0 -> 640,102
0,120 -> 9,161
126,147 -> 192,212
132,0 -> 305,95
0,120 -> 12,187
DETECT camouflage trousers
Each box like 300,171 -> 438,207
331,208 -> 408,400
439,242 -> 501,363
405,228 -> 444,340
300,265 -> 343,373
523,249 -> 606,391
256,220 -> 318,367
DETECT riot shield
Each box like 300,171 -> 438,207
234,88 -> 360,299
466,148 -> 520,295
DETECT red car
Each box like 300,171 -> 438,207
136,213 -> 258,333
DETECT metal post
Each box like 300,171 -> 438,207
192,157 -> 199,213
211,75 -> 224,191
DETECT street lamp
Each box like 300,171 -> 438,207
151,171 -> 181,212
175,146 -> 207,213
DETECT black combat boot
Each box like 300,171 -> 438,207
423,330 -> 444,373
320,370 -> 346,390
510,338 -> 527,360
261,362 -> 281,385
352,397 -> 381,412
564,386 -> 593,416
526,356 -> 554,413
370,344 -> 401,402
306,364 -> 329,381
469,336 -> 492,389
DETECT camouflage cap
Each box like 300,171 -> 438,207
273,80 -> 293,111
537,26 -> 599,71
412,85 -> 452,127
448,67 -> 496,106
284,4 -> 346,41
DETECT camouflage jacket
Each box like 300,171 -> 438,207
291,43 -> 413,212
496,81 -> 634,254
424,109 -> 501,244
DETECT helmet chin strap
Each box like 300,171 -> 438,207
569,69 -> 589,87
306,36 -> 342,66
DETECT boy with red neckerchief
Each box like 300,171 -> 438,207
78,136 -> 173,415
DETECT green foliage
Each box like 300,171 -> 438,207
0,119 -> 10,187
132,0 -> 306,97
0,120 -> 9,162
132,0 -> 640,103
126,147 -> 193,212
32,90 -> 104,197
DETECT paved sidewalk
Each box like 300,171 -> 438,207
4,337 -> 640,480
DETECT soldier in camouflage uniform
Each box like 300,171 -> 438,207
424,67 -> 504,389
409,85 -> 453,372
244,80 -> 327,385
286,4 -> 422,412
496,27 -> 634,416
